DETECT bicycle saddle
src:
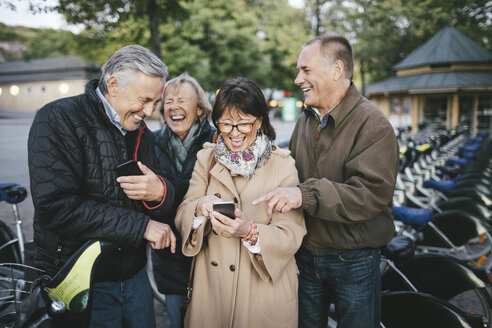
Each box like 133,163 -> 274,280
436,197 -> 490,220
0,183 -> 27,204
382,235 -> 415,262
423,179 -> 456,193
446,157 -> 469,167
392,206 -> 433,226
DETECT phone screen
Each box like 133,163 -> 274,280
213,201 -> 236,219
116,160 -> 143,177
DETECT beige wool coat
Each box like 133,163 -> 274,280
175,143 -> 306,328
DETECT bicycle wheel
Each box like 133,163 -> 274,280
382,291 -> 476,328
0,263 -> 47,327
447,287 -> 492,323
0,264 -> 27,327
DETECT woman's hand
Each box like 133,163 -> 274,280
210,208 -> 251,239
195,195 -> 220,218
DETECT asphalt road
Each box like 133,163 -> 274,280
0,109 -> 296,328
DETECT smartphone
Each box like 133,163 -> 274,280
116,160 -> 143,177
213,201 -> 236,219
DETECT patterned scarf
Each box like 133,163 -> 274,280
214,133 -> 273,179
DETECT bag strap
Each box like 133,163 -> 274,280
187,149 -> 217,300
185,256 -> 196,302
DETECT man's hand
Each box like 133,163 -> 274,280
117,162 -> 164,202
252,187 -> 302,218
144,219 -> 176,252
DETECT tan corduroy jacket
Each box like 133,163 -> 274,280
175,144 -> 306,328
291,84 -> 399,255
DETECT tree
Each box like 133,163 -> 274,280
33,0 -> 188,58
159,0 -> 265,91
306,0 -> 492,87
23,28 -> 77,59
253,0 -> 312,92
157,0 -> 309,92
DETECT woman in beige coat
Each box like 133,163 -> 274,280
175,77 -> 306,328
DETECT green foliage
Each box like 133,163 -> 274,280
255,0 -> 312,93
1,0 -> 490,94
309,0 -> 492,85
159,0 -> 307,92
23,29 -> 77,59
71,17 -> 153,65
0,24 -> 78,61
0,23 -> 27,42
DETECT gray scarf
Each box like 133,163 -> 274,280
164,118 -> 207,172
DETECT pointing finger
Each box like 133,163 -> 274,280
252,191 -> 274,205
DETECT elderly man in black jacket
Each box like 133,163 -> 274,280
28,45 -> 175,328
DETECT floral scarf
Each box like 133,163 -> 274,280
214,133 -> 273,179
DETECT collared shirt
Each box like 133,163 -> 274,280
96,87 -> 127,136
309,103 -> 338,129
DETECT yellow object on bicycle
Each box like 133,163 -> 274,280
44,240 -> 117,314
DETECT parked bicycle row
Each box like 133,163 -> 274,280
381,127 -> 492,327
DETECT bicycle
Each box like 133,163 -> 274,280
0,183 -> 46,326
394,134 -> 492,269
14,239 -> 117,327
0,183 -> 29,265
326,233 -> 492,328
381,234 -> 492,326
0,183 -> 121,327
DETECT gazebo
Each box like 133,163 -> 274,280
366,27 -> 492,135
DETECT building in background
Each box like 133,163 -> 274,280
0,56 -> 100,111
366,27 -> 492,135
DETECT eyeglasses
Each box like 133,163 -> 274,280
216,118 -> 258,134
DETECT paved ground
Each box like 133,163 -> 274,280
0,109 -> 296,327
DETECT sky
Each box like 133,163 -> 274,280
0,0 -> 75,30
0,0 -> 304,31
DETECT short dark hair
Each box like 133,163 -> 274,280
304,32 -> 354,80
212,77 -> 276,141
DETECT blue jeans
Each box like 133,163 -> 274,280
296,247 -> 381,328
89,268 -> 156,328
164,294 -> 185,328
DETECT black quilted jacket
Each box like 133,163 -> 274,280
28,79 -> 175,282
151,123 -> 215,294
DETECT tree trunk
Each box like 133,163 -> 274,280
147,0 -> 161,58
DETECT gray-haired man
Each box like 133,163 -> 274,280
28,45 -> 176,327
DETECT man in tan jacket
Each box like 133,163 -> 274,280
254,33 -> 399,327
